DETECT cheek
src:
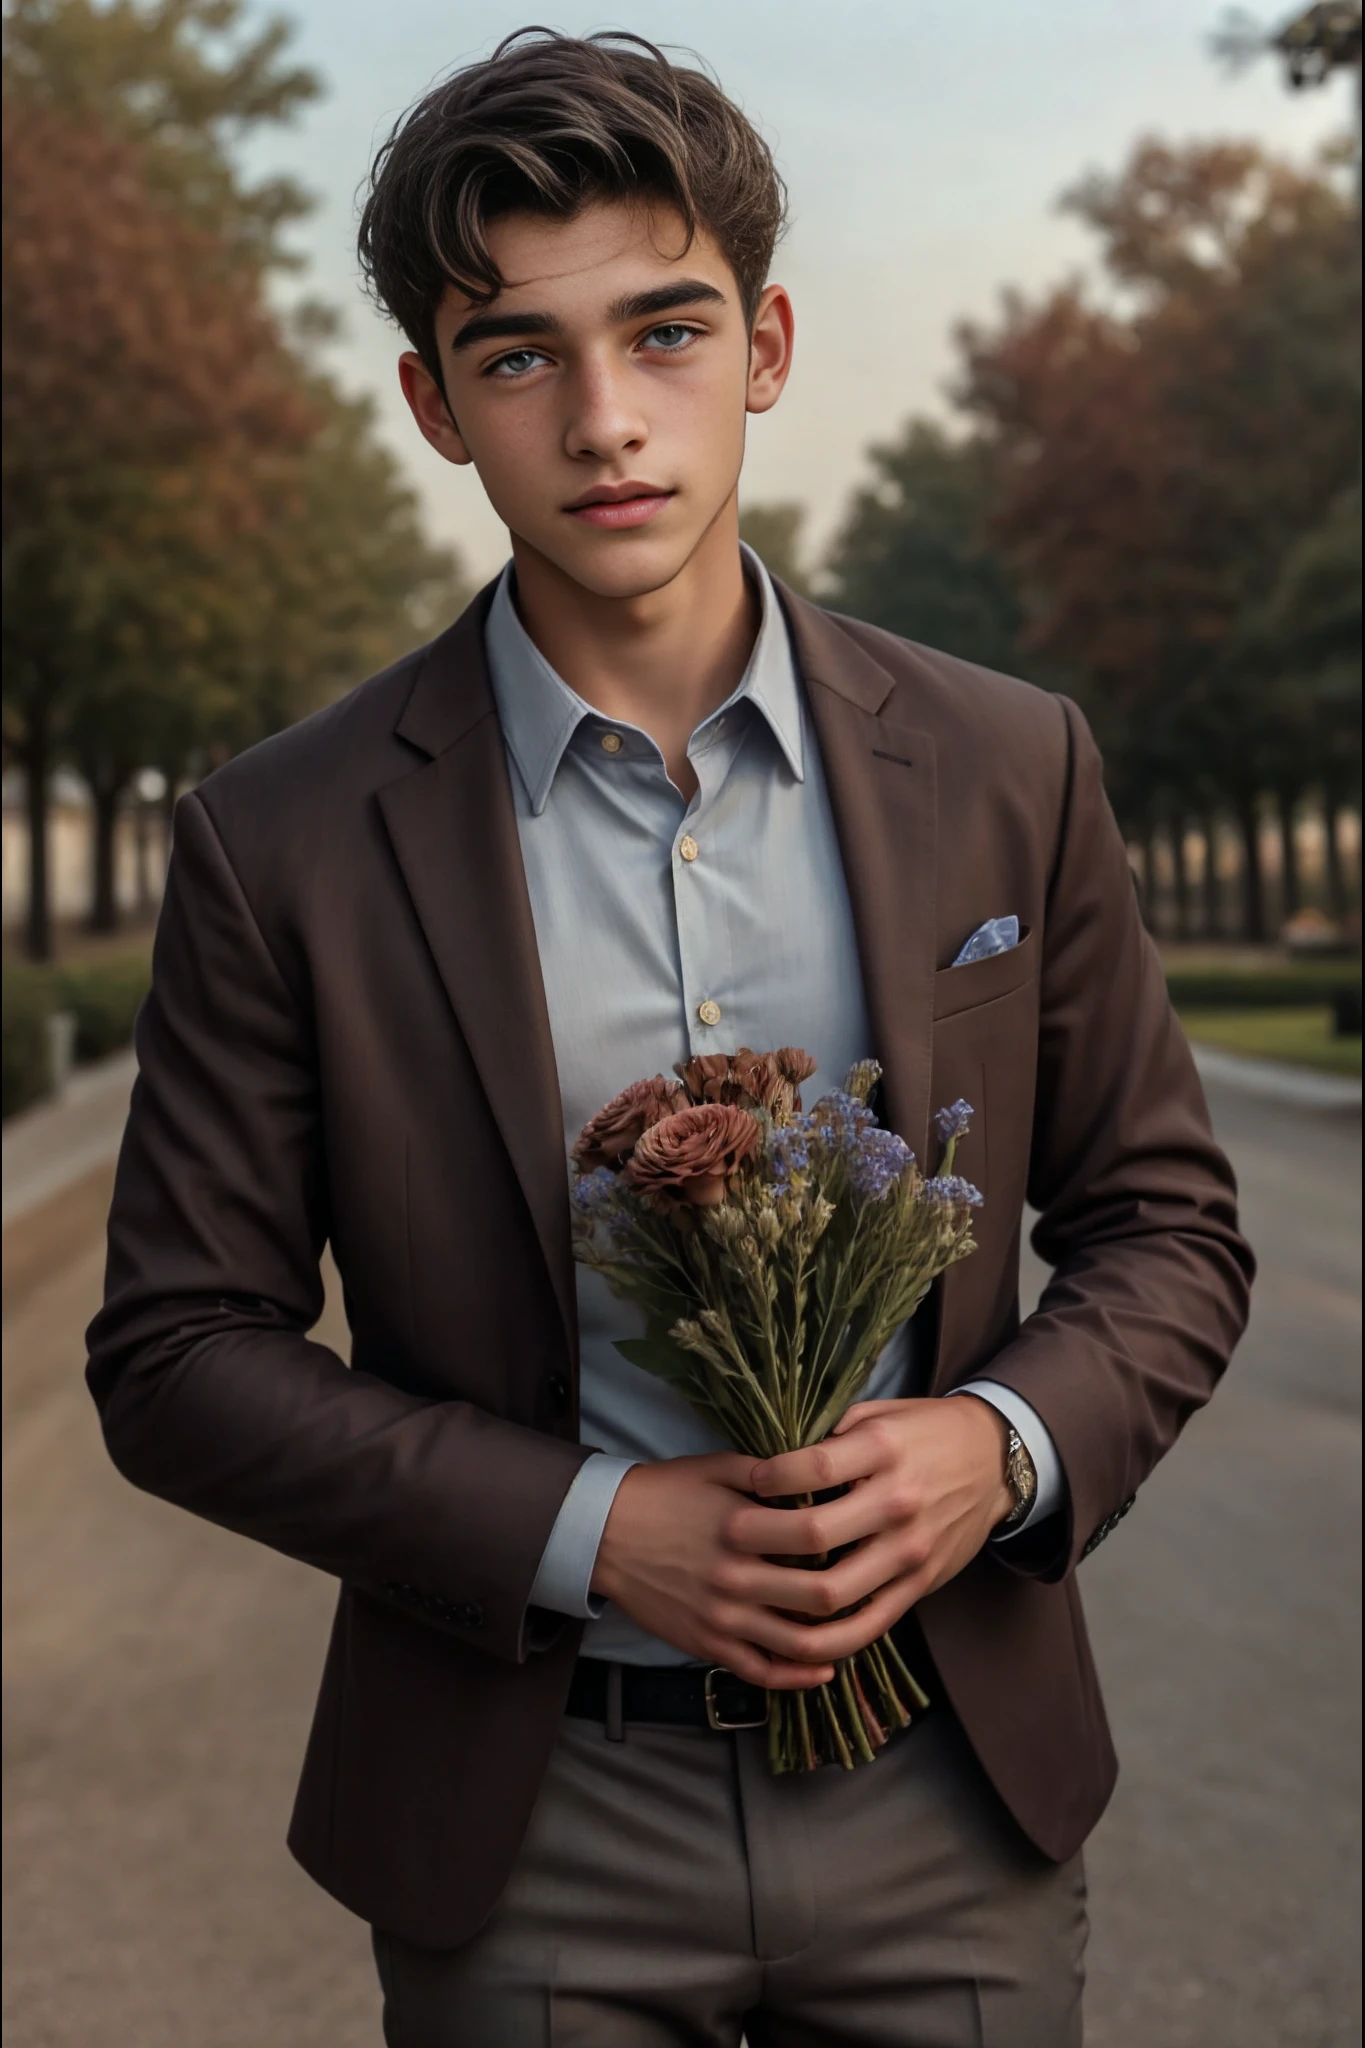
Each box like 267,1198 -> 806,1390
456,400 -> 556,505
669,356 -> 749,435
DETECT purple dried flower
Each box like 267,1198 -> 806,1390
571,1167 -> 622,1221
848,1127 -> 914,1200
922,1173 -> 983,1208
933,1100 -> 973,1146
768,1116 -> 813,1188
809,1090 -> 876,1152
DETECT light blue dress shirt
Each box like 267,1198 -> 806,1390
484,549 -> 1063,1664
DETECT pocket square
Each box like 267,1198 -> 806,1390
952,916 -> 1020,967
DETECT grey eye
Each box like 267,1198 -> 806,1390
649,325 -> 693,348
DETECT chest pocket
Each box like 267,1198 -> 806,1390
933,923 -> 1038,1021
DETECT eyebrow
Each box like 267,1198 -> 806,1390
448,279 -> 727,354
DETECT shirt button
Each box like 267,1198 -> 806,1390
679,835 -> 700,863
697,999 -> 722,1027
600,732 -> 623,755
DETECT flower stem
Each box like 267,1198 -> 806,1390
865,1639 -> 913,1729
849,1658 -> 889,1749
837,1662 -> 878,1764
818,1682 -> 856,1770
786,1690 -> 809,1772
882,1632 -> 931,1712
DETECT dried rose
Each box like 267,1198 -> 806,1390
673,1053 -> 735,1104
573,1076 -> 688,1173
624,1103 -> 761,1209
727,1049 -> 782,1107
733,1047 -> 819,1121
773,1048 -> 818,1089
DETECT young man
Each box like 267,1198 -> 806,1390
87,29 -> 1253,2047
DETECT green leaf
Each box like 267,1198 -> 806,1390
613,1336 -> 734,1441
613,1335 -> 702,1393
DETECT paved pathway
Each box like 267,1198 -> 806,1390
2,1080 -> 1359,2046
1,1052 -> 137,1228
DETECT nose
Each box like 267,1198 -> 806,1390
563,349 -> 648,466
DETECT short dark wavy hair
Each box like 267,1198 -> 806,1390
357,28 -> 788,393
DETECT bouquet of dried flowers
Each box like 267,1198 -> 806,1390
569,1048 -> 982,1774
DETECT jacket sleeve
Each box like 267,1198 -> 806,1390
85,791 -> 592,1663
979,697 -> 1254,1580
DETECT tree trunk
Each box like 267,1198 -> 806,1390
160,771 -> 178,868
134,801 -> 154,914
1199,811 -> 1221,939
1275,787 -> 1301,923
1232,796 -> 1268,944
86,776 -> 124,934
1169,816 -> 1193,941
24,715 -> 52,962
1137,824 -> 1159,934
1322,794 -> 1349,922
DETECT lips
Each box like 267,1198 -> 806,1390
565,484 -> 674,531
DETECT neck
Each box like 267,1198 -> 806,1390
507,499 -> 759,798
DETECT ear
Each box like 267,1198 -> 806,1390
745,284 -> 795,418
398,351 -> 473,466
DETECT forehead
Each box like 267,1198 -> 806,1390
438,200 -> 732,327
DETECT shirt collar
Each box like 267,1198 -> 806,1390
484,543 -> 806,815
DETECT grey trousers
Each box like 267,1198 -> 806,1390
372,1704 -> 1087,2047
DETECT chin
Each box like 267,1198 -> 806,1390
543,529 -> 703,602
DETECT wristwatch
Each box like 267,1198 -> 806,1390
999,1425 -> 1038,1529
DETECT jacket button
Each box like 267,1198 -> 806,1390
458,1601 -> 484,1630
547,1373 -> 571,1415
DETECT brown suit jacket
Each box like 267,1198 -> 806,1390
86,581 -> 1253,1948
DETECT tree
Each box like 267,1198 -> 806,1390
2,93 -> 314,953
2,0 -> 320,271
228,374 -> 470,749
738,502 -> 815,596
958,138 -> 1360,937
3,7 -> 469,951
1262,481 -> 1363,913
821,420 -> 1032,675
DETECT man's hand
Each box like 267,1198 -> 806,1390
720,1396 -> 1014,1663
591,1452 -> 843,1689
590,1397 -> 1012,1683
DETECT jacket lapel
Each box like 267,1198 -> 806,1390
373,579 -> 941,1374
781,592 -> 940,1169
377,589 -> 578,1367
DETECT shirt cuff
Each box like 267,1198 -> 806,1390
527,1452 -> 639,1619
950,1381 -> 1067,1539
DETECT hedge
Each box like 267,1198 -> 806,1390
1,966 -> 54,1119
1166,964 -> 1362,1012
1,952 -> 152,1120
55,955 -> 153,1062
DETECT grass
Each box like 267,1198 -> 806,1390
2,919 -> 156,968
1178,1007 -> 1362,1078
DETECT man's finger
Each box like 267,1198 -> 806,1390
743,1576 -> 923,1665
725,1477 -> 899,1557
832,1397 -> 918,1434
712,1638 -> 835,1690
748,1428 -> 889,1500
729,1534 -> 909,1616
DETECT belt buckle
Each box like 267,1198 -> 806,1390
703,1667 -> 768,1732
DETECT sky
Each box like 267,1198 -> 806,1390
242,1 -> 1352,582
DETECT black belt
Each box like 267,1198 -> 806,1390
566,1656 -> 769,1731
566,1617 -> 935,1735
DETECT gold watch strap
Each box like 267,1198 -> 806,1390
1001,1424 -> 1037,1527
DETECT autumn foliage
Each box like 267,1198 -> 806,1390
2,3 -> 465,958
825,137 -> 1361,940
